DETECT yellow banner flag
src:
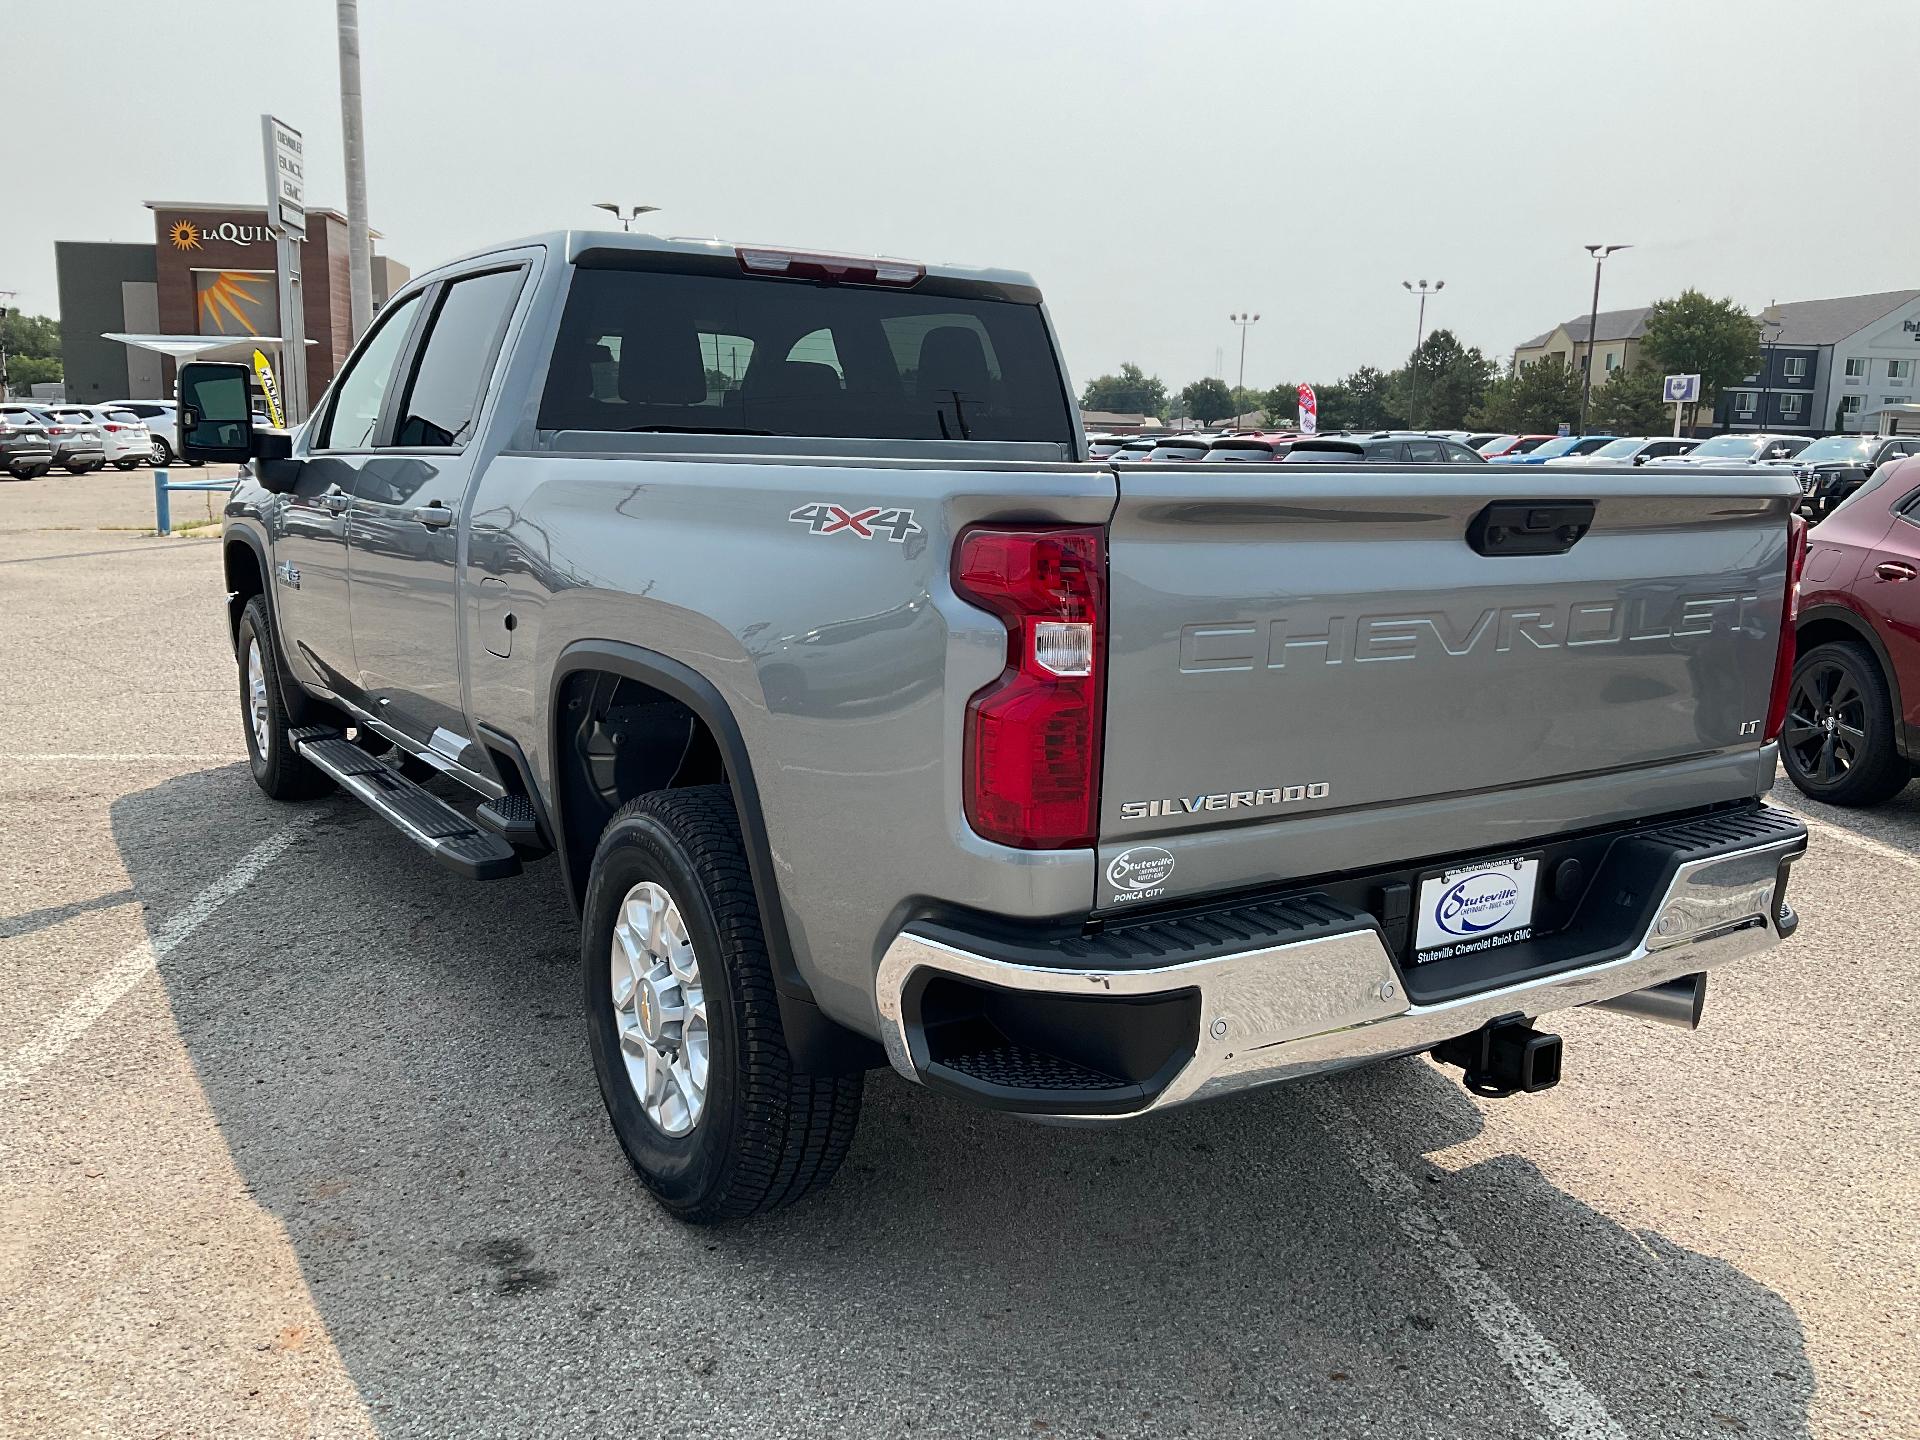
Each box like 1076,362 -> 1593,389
252,348 -> 285,429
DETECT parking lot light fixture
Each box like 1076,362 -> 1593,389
1402,280 -> 1444,427
593,203 -> 662,233
1229,313 -> 1260,394
1577,244 -> 1631,437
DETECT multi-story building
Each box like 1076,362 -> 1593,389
1717,290 -> 1920,434
54,201 -> 404,405
1511,290 -> 1920,435
1512,306 -> 1651,384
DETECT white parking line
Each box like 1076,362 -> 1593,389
0,753 -> 246,764
1310,1089 -> 1628,1440
1798,813 -> 1920,872
0,825 -> 299,1090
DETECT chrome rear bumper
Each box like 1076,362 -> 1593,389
875,813 -> 1806,1119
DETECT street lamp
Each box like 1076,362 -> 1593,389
1756,304 -> 1783,435
1576,243 -> 1631,437
593,203 -> 661,232
1402,279 -> 1443,426
1229,312 -> 1260,395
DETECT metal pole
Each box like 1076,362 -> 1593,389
275,229 -> 309,424
1408,289 -> 1428,427
155,468 -> 171,537
337,0 -> 374,340
1578,255 -> 1604,436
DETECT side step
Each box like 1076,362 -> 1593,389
292,728 -> 522,881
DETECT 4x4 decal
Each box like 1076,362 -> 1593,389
788,502 -> 920,542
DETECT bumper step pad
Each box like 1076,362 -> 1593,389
291,728 -> 521,881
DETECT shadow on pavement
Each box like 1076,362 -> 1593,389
113,767 -> 1816,1440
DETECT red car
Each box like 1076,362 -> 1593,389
1478,433 -> 1555,460
1787,454 -> 1920,805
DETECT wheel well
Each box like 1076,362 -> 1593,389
552,668 -> 725,904
224,540 -> 264,645
1795,616 -> 1872,660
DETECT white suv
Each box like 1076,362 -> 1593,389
102,399 -> 190,465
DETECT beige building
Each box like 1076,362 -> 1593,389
1512,306 -> 1652,383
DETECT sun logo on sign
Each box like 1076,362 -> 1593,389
169,220 -> 203,251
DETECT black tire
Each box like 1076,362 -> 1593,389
1781,639 -> 1909,806
114,458 -> 138,470
236,596 -> 332,801
583,786 -> 862,1222
151,438 -> 173,465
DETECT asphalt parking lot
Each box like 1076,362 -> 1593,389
2,467 -> 1916,1440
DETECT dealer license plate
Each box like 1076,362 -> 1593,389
1413,855 -> 1540,962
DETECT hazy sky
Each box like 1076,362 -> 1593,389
7,0 -> 1918,395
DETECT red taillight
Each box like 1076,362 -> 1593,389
1764,513 -> 1809,743
954,525 -> 1107,849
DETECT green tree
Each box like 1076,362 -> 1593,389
0,310 -> 61,396
1398,328 -> 1496,429
1081,362 -> 1170,418
1587,364 -> 1671,436
1315,365 -> 1401,431
1181,377 -> 1235,424
1261,382 -> 1299,427
1467,358 -> 1584,434
5,355 -> 62,391
1641,291 -> 1759,432
1228,385 -> 1267,423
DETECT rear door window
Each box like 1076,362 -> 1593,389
390,267 -> 524,449
538,264 -> 1073,444
1405,439 -> 1445,462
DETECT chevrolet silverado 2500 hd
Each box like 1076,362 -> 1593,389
178,231 -> 1808,1221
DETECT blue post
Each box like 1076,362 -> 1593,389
154,467 -> 171,536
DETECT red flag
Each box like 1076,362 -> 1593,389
1296,383 -> 1318,435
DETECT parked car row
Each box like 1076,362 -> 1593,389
1090,428 -> 1490,465
0,398 -> 190,477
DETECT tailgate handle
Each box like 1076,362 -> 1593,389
1468,500 -> 1595,557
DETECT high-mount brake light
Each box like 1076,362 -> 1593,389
734,246 -> 925,287
953,526 -> 1107,849
1764,513 -> 1809,744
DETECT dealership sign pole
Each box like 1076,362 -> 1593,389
1663,373 -> 1700,438
262,114 -> 309,425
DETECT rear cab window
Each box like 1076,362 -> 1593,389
537,261 -> 1074,446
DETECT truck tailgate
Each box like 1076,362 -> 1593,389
1095,463 -> 1796,910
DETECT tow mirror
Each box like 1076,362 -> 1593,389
177,361 -> 255,463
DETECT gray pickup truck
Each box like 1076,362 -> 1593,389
180,231 -> 1809,1221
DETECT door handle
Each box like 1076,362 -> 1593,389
320,485 -> 350,514
414,501 -> 454,529
1876,561 -> 1916,582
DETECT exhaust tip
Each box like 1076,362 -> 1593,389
1592,973 -> 1707,1031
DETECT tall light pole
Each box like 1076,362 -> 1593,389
1576,243 -> 1630,436
593,203 -> 661,232
1402,279 -> 1443,427
1755,304 -> 1783,435
336,0 -> 373,340
1229,312 -> 1260,394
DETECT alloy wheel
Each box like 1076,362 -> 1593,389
246,637 -> 272,758
1783,659 -> 1867,786
610,881 -> 709,1136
